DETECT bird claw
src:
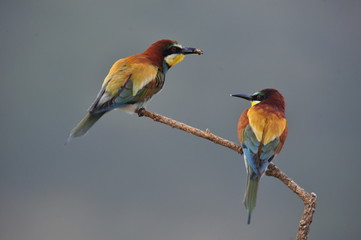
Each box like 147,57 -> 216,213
137,108 -> 146,117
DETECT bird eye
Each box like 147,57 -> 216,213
253,94 -> 264,101
170,46 -> 179,53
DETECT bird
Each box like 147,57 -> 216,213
67,39 -> 203,143
231,88 -> 288,224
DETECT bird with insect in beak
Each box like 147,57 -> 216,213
67,39 -> 203,143
231,88 -> 288,224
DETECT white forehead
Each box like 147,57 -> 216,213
172,43 -> 182,48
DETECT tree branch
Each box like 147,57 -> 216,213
136,108 -> 317,240
137,108 -> 243,154
265,164 -> 317,240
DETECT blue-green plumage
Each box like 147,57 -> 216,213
242,125 -> 281,224
244,164 -> 260,224
66,112 -> 105,144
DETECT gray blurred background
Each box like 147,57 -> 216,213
1,0 -> 360,239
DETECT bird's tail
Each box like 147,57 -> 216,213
66,112 -> 105,144
243,168 -> 260,224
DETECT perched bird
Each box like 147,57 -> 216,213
231,88 -> 288,224
67,39 -> 203,142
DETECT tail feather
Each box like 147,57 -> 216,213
66,112 -> 105,144
244,168 -> 260,224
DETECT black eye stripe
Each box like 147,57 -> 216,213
164,46 -> 182,56
170,46 -> 181,53
252,94 -> 265,101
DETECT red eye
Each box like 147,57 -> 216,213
170,46 -> 179,53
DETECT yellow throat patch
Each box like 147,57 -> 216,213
165,54 -> 185,67
251,100 -> 260,106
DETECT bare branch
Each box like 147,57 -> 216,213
136,108 -> 317,240
136,108 -> 243,154
266,164 -> 317,240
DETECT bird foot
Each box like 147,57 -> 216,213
137,108 -> 146,117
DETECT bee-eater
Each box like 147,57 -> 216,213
231,88 -> 288,224
67,39 -> 203,142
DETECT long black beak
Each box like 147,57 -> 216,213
181,47 -> 203,55
230,94 -> 252,101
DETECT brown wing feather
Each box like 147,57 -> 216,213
275,123 -> 288,155
237,109 -> 250,143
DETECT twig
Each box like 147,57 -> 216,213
136,108 -> 317,240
